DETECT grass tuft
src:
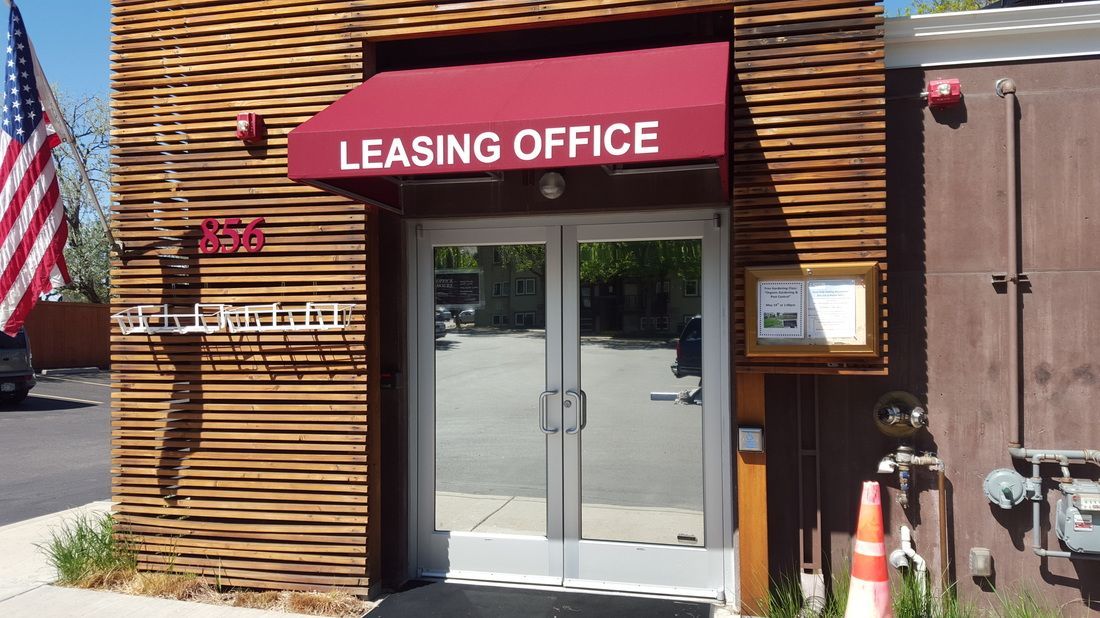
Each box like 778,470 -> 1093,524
759,572 -> 805,618
284,590 -> 366,617
892,570 -> 931,618
127,571 -> 208,601
232,590 -> 281,608
993,587 -> 1061,618
40,512 -> 137,587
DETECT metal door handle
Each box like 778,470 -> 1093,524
565,389 -> 587,434
539,390 -> 559,434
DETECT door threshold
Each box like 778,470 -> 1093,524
428,575 -> 725,604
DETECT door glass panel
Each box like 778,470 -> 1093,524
434,244 -> 548,536
577,240 -> 705,546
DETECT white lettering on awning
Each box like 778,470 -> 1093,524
338,121 -> 662,172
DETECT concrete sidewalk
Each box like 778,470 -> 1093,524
0,501 -> 319,617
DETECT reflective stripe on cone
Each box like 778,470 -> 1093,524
844,481 -> 893,618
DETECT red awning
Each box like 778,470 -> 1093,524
288,42 -> 729,208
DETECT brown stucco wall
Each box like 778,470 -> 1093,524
765,56 -> 1100,614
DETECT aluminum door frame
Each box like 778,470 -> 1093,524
561,218 -> 725,598
407,209 -> 735,601
414,224 -> 565,585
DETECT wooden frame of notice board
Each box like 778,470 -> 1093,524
745,262 -> 880,358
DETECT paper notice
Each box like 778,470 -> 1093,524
807,279 -> 859,341
757,281 -> 804,339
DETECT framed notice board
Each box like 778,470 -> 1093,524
745,262 -> 880,358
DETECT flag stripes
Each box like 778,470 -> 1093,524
0,4 -> 70,335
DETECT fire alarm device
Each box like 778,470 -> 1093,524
926,78 -> 962,109
236,112 -> 266,143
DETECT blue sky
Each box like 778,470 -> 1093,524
12,1 -> 109,97
8,0 -> 920,99
883,0 -> 915,16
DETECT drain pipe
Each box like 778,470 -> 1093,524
993,79 -> 1100,563
995,77 -> 1023,452
889,526 -> 928,600
995,78 -> 1100,470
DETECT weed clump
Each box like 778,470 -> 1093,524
40,512 -> 136,587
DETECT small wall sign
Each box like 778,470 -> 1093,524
738,427 -> 765,453
199,217 -> 266,254
745,261 -> 880,358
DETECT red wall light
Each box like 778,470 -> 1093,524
926,78 -> 962,109
236,112 -> 266,143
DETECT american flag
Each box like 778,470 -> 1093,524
0,4 -> 70,336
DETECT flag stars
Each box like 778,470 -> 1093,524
15,127 -> 23,136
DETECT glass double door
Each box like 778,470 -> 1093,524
416,215 -> 725,598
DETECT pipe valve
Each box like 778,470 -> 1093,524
873,391 -> 928,438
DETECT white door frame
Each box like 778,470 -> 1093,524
405,208 -> 736,602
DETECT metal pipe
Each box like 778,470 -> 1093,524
1009,448 -> 1100,466
937,466 -> 949,595
996,77 -> 1021,450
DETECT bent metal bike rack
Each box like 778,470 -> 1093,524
110,304 -> 227,335
222,302 -> 355,333
112,302 -> 356,335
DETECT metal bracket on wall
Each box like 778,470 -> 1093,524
990,272 -> 1030,290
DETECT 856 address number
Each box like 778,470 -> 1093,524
199,217 -> 266,254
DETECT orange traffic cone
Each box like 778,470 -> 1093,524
844,481 -> 892,618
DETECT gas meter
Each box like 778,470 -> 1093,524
1055,480 -> 1100,554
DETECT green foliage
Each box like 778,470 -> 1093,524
51,91 -> 112,304
822,562 -> 851,617
434,241 -> 700,287
754,564 -> 1065,618
40,512 -> 136,586
578,240 -> 700,284
496,244 -> 546,278
892,571 -> 933,618
759,572 -> 806,618
62,220 -> 110,304
434,246 -> 478,270
993,587 -> 1061,618
901,0 -> 985,16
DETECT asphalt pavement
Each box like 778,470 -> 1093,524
0,370 -> 110,526
434,329 -> 705,545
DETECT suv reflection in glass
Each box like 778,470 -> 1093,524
671,315 -> 701,379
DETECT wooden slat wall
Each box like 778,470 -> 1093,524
731,0 -> 887,374
24,302 -> 111,369
109,0 -> 731,593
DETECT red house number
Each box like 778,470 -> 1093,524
199,217 -> 266,254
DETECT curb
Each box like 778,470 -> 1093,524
39,367 -> 104,376
0,501 -> 114,534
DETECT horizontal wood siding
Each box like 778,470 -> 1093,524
110,0 -> 729,592
732,0 -> 888,374
24,302 -> 111,370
